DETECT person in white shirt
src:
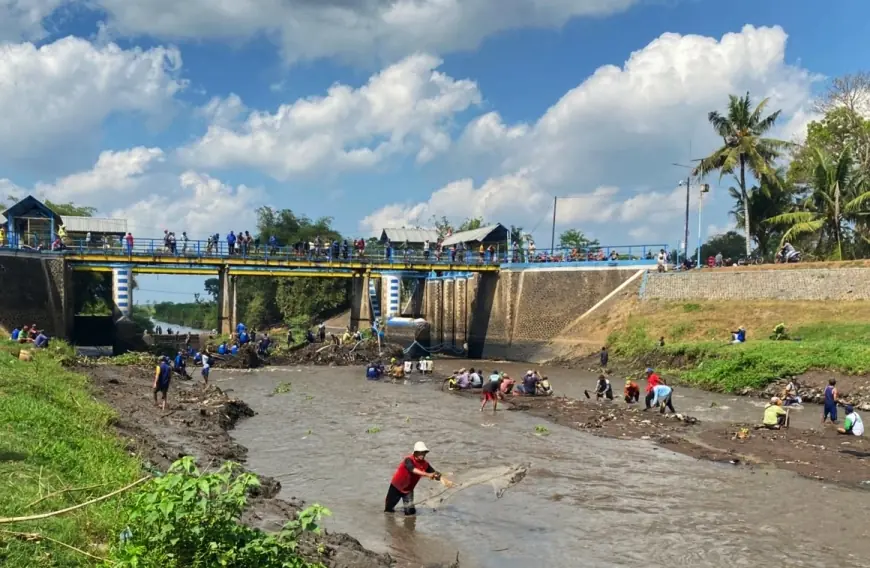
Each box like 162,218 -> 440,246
201,352 -> 211,386
838,405 -> 864,436
656,249 -> 667,273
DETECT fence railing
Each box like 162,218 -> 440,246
0,235 -> 668,268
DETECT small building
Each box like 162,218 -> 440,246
379,228 -> 440,246
0,195 -> 127,249
440,223 -> 509,249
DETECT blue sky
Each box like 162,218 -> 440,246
0,0 -> 867,303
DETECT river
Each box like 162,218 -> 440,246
216,365 -> 870,568
149,319 -> 209,335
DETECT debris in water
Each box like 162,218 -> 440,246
366,426 -> 382,434
534,425 -> 550,436
273,382 -> 292,394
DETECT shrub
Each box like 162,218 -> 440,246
110,457 -> 329,568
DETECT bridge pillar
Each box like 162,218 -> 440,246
349,273 -> 372,332
112,267 -> 132,319
218,268 -> 236,335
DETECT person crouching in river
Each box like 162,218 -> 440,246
385,442 -> 441,516
624,378 -> 640,403
763,397 -> 788,429
648,384 -> 675,414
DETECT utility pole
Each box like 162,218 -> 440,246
683,173 -> 690,263
550,196 -> 557,251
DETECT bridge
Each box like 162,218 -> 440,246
1,195 -> 667,350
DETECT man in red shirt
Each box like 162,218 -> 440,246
384,441 -> 441,516
644,368 -> 662,409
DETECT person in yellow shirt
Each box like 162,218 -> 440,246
763,397 -> 788,429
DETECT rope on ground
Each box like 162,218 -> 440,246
0,476 -> 151,524
0,530 -> 111,563
25,482 -> 111,509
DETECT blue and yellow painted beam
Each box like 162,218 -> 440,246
64,253 -> 500,272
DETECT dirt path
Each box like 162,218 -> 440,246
85,364 -> 400,568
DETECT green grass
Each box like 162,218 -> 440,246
608,322 -> 870,392
0,340 -> 141,566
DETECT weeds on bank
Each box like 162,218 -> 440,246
608,321 -> 870,391
110,457 -> 328,568
0,345 -> 141,566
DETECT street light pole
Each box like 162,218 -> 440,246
550,196 -> 557,251
683,173 -> 690,263
696,184 -> 710,268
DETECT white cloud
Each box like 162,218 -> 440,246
197,94 -> 247,127
364,25 -> 817,244
0,36 -> 184,166
89,0 -> 639,64
180,53 -> 481,179
33,147 -> 164,201
0,0 -> 67,41
110,171 -> 265,240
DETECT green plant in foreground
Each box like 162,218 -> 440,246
534,425 -> 550,436
366,426 -> 382,434
110,457 -> 329,568
274,382 -> 293,394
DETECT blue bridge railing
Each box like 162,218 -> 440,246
0,235 -> 668,269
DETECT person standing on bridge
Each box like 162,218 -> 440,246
124,232 -> 134,255
153,356 -> 172,411
227,231 -> 236,255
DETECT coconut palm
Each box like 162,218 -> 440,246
728,169 -> 795,258
695,92 -> 789,255
768,147 -> 868,259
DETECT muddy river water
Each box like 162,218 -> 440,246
218,364 -> 870,568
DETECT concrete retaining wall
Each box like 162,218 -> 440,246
424,267 -> 641,362
0,254 -> 73,338
641,268 -> 870,301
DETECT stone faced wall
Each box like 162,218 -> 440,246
465,267 -> 640,361
0,254 -> 71,337
642,268 -> 870,301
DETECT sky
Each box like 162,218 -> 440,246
1,0 -> 868,303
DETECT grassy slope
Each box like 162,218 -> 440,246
0,341 -> 140,566
600,300 -> 870,391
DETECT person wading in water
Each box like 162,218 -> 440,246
384,442 -> 442,516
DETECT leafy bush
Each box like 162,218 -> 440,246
110,457 -> 329,568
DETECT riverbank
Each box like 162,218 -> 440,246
0,342 -> 141,566
87,364 -> 395,568
489,392 -> 870,487
0,341 -> 404,567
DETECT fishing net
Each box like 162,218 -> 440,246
415,463 -> 530,509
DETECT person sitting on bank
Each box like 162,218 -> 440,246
403,359 -> 414,375
838,405 -> 864,436
731,326 -> 746,344
34,330 -> 49,348
366,362 -> 382,380
468,367 -> 482,388
648,384 -> 676,414
624,379 -> 640,404
384,442 -> 441,516
515,371 -> 539,396
763,397 -> 788,429
455,369 -> 471,390
500,375 -> 515,396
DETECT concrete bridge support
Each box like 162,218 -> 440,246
112,267 -> 133,319
349,273 -> 372,331
217,268 -> 236,335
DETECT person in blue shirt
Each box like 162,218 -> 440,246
268,235 -> 278,255
239,330 -> 249,344
194,351 -> 202,365
217,342 -> 227,355
231,344 -> 239,355
173,351 -> 188,378
649,384 -> 676,414
227,231 -> 236,255
10,327 -> 20,341
366,362 -> 382,380
153,356 -> 173,411
236,322 -> 246,334
34,332 -> 49,348
257,335 -> 271,356
731,326 -> 746,344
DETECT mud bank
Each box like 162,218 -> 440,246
452,391 -> 870,487
86,365 -> 399,568
206,340 -> 405,369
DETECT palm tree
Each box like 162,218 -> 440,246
695,92 -> 789,255
728,169 -> 795,258
768,147 -> 868,259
